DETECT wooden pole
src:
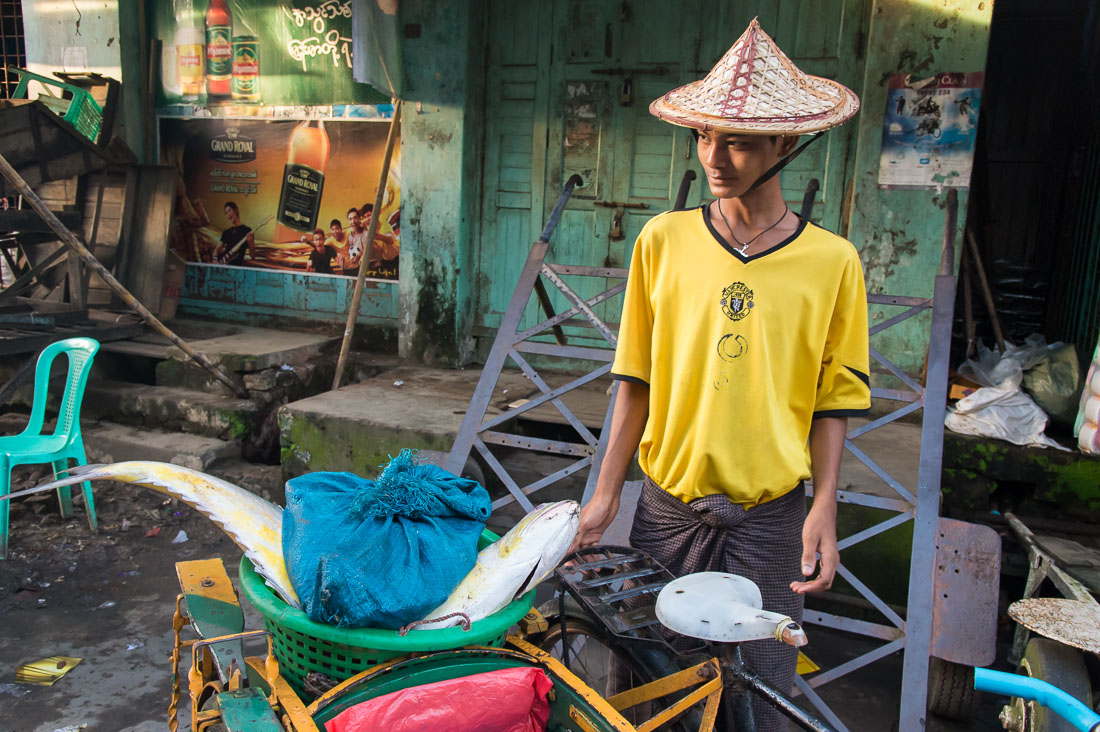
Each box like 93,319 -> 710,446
965,228 -> 1007,352
0,151 -> 249,398
332,100 -> 402,390
961,239 -> 976,358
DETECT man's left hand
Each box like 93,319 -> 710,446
790,501 -> 838,594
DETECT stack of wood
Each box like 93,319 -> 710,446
0,73 -> 179,356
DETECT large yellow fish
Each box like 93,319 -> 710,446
16,461 -> 298,608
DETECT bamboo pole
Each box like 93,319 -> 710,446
333,99 -> 402,390
0,151 -> 249,398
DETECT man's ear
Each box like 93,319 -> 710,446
779,135 -> 800,157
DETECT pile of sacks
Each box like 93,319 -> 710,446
946,335 -> 1075,450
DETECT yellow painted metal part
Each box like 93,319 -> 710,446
517,607 -> 550,635
604,658 -> 722,732
510,634 -> 721,732
797,651 -> 820,675
570,704 -> 603,732
177,558 -> 239,606
182,630 -> 281,732
244,657 -> 320,732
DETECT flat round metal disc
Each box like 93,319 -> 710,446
1008,598 -> 1100,654
656,572 -> 762,642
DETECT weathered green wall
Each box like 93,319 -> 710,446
847,0 -> 993,373
397,0 -> 486,366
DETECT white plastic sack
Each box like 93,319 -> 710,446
957,334 -> 1053,390
945,378 -> 1068,450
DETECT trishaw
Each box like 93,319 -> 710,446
169,537 -> 835,732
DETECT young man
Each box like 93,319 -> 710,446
326,218 -> 351,274
305,228 -> 338,274
359,202 -> 398,273
345,207 -> 368,272
216,201 -> 254,266
572,21 -> 869,731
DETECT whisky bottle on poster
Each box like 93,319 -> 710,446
275,121 -> 330,242
176,23 -> 205,100
205,0 -> 232,98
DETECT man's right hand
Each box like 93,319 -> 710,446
569,493 -> 621,554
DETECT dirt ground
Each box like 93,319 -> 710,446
0,460 -> 1007,732
0,464 -> 253,732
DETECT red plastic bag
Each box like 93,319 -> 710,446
324,666 -> 553,732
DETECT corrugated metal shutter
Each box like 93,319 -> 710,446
1057,129 -> 1100,356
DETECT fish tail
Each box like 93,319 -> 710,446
8,464 -> 111,500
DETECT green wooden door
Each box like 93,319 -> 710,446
476,0 -> 866,343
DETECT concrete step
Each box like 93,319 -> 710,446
84,422 -> 240,471
85,380 -> 263,441
156,329 -> 340,393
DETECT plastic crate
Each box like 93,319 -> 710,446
237,528 -> 537,697
10,67 -> 103,144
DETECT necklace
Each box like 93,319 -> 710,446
716,201 -> 789,255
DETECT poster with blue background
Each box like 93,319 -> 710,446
878,72 -> 983,189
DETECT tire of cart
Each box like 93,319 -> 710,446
927,657 -> 976,721
1001,637 -> 1093,732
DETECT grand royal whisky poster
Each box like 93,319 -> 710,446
162,117 -> 401,281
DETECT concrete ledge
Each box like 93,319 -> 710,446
86,380 -> 262,440
84,422 -> 240,471
278,370 -> 472,478
164,330 -> 338,373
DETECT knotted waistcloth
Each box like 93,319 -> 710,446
629,476 -> 806,732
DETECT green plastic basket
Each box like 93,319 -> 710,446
10,67 -> 103,144
238,529 -> 536,697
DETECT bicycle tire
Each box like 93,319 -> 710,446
534,615 -> 709,731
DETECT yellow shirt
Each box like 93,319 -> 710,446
612,207 -> 870,507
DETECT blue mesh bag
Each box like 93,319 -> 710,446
282,450 -> 491,629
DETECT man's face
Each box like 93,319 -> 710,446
225,205 -> 241,225
696,132 -> 792,199
330,222 -> 343,238
347,210 -> 361,230
312,233 -> 324,248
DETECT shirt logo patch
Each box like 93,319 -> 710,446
720,282 -> 754,321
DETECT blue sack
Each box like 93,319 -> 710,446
283,450 -> 491,629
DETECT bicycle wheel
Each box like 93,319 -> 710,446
533,616 -> 663,725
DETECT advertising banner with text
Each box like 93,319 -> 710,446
163,117 -> 400,281
154,0 -> 390,112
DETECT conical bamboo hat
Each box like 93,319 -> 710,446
650,19 -> 859,135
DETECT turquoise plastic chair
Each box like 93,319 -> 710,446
0,337 -> 100,558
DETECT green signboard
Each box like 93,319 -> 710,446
153,0 -> 388,110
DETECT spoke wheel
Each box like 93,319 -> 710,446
532,617 -> 658,726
